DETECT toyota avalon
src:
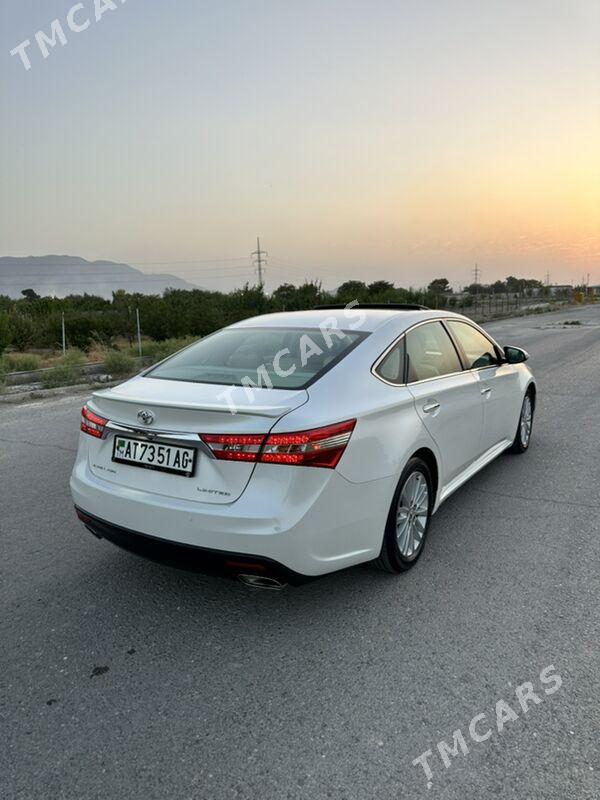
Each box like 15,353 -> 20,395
71,305 -> 535,586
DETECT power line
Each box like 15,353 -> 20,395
267,262 -> 312,279
0,256 -> 249,268
268,258 -> 350,281
0,271 -> 254,288
0,262 -> 252,280
1,253 -> 380,283
128,256 -> 248,265
269,255 -> 349,275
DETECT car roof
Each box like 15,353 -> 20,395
230,308 -> 464,334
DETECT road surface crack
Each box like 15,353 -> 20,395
0,436 -> 76,454
474,487 -> 600,510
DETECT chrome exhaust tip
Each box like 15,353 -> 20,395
238,574 -> 287,590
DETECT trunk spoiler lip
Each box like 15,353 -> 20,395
90,388 -> 306,418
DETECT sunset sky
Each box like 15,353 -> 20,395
1,0 -> 599,291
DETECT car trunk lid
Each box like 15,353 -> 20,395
86,376 -> 308,504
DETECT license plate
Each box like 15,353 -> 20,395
112,436 -> 196,477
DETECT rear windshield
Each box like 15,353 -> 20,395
146,326 -> 367,389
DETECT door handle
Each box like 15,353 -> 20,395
481,386 -> 492,396
422,401 -> 440,414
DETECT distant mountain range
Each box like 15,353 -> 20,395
0,255 -> 201,299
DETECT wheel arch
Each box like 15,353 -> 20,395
410,447 -> 439,506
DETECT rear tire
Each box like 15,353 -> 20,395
509,390 -> 534,454
374,457 -> 433,574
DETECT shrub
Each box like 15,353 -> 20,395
0,314 -> 10,356
9,313 -> 35,351
4,352 -> 42,372
87,341 -> 109,363
103,349 -> 136,377
141,336 -> 197,364
41,349 -> 86,388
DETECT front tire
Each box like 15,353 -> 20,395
374,457 -> 433,573
509,390 -> 534,454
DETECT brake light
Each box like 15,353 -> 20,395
81,405 -> 108,438
200,433 -> 265,462
199,419 -> 356,469
261,419 -> 356,468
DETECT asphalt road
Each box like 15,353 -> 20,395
2,305 -> 599,800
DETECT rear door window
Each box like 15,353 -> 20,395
405,321 -> 462,382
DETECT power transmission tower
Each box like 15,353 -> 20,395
545,270 -> 550,287
252,237 -> 268,289
472,263 -> 481,291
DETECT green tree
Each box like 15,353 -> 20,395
335,281 -> 368,303
21,288 -> 41,302
427,278 -> 451,295
464,283 -> 489,294
271,283 -> 298,310
368,280 -> 394,295
505,276 -> 524,295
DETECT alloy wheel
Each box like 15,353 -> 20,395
520,395 -> 533,447
396,471 -> 429,559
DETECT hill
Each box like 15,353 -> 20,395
0,255 -> 200,299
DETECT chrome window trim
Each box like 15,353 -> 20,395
371,316 -> 502,388
406,367 -> 469,387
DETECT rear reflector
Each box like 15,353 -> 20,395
199,419 -> 356,469
81,405 -> 108,438
225,559 -> 267,573
75,508 -> 93,524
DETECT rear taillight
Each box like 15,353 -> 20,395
200,433 -> 265,462
199,419 -> 356,469
81,405 -> 108,438
261,419 -> 356,468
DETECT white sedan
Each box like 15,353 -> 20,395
71,305 -> 535,587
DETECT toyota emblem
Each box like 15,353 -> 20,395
137,409 -> 155,426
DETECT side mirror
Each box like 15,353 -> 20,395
504,345 -> 529,364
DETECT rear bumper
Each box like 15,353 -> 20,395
75,508 -> 309,585
70,455 -> 395,576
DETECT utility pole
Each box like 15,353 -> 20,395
136,308 -> 143,357
252,237 -> 268,290
472,264 -> 481,315
61,311 -> 66,356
